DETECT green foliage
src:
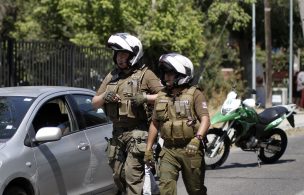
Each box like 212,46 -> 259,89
198,31 -> 245,108
249,0 -> 304,49
3,0 -> 303,107
57,0 -> 124,45
10,0 -> 41,40
137,0 -> 205,67
0,0 -> 18,38
272,50 -> 289,72
9,0 -> 206,69
256,46 -> 289,72
10,0 -> 121,44
207,0 -> 254,31
192,0 -> 253,108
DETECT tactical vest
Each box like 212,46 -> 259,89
104,67 -> 148,124
155,86 -> 200,141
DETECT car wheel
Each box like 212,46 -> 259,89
3,185 -> 28,195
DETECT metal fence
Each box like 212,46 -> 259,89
0,39 -> 113,90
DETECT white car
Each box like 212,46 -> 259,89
0,86 -> 114,195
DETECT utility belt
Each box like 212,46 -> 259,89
113,123 -> 148,135
106,129 -> 148,164
163,138 -> 192,148
163,138 -> 205,150
105,137 -> 126,163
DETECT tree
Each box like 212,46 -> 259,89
197,0 -> 304,92
6,0 -> 303,107
135,0 -> 205,69
9,0 -> 205,68
193,0 -> 253,106
0,0 -> 18,39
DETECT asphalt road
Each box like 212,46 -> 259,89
177,133 -> 304,195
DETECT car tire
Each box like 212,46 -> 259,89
3,185 -> 28,195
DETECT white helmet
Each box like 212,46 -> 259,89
159,53 -> 194,86
107,33 -> 143,66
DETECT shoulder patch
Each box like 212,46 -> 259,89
202,101 -> 208,109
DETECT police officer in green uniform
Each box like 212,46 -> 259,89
145,53 -> 210,195
92,33 -> 163,194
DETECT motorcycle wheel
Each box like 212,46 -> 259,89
259,128 -> 287,164
204,128 -> 230,169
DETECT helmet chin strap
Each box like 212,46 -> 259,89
163,75 -> 179,88
118,66 -> 131,75
165,82 -> 173,88
117,61 -> 139,75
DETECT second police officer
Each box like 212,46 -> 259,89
145,53 -> 210,195
92,33 -> 163,194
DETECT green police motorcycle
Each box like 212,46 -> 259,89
204,89 -> 296,169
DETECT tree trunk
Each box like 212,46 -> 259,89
264,0 -> 272,107
298,0 -> 304,37
239,38 -> 252,90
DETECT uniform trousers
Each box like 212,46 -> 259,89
158,147 -> 207,195
111,129 -> 147,195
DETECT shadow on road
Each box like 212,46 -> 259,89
209,159 -> 295,170
273,159 -> 295,164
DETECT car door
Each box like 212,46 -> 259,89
32,96 -> 92,195
71,94 -> 114,193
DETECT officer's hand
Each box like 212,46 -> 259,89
144,149 -> 154,166
131,92 -> 147,106
104,91 -> 120,103
185,137 -> 200,156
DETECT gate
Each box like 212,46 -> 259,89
0,39 -> 112,90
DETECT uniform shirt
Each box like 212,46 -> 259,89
97,68 -> 163,96
152,87 -> 209,122
96,66 -> 164,127
192,89 -> 209,120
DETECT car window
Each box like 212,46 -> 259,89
72,95 -> 109,129
0,96 -> 35,140
33,97 -> 75,135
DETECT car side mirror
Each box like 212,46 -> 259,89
34,127 -> 62,142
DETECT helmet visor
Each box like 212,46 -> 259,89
159,62 -> 176,73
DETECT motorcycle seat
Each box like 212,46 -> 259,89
258,106 -> 288,124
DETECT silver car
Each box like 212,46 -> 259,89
0,86 -> 114,195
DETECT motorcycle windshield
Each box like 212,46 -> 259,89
211,110 -> 239,125
221,98 -> 241,115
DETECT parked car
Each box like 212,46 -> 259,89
0,86 -> 114,195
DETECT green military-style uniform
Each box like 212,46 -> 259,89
97,65 -> 163,194
152,86 -> 209,195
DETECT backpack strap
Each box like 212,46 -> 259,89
131,66 -> 148,92
185,86 -> 197,96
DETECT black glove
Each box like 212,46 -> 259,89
104,91 -> 119,103
131,92 -> 147,106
